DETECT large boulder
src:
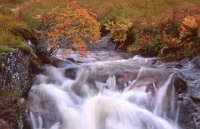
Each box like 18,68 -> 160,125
175,56 -> 200,129
0,49 -> 35,129
0,50 -> 33,95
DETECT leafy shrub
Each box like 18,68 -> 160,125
128,26 -> 163,56
104,19 -> 134,50
180,16 -> 199,40
38,3 -> 100,55
127,4 -> 200,60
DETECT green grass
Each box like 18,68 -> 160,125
0,13 -> 38,63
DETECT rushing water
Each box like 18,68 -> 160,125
28,51 -> 181,129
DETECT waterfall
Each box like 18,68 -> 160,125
27,53 -> 181,129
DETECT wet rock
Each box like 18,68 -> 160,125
36,41 -> 52,64
65,57 -> 85,63
51,57 -> 77,68
173,76 -> 187,94
21,111 -> 32,129
116,52 -> 134,59
178,97 -> 197,129
65,67 -> 78,80
115,71 -> 137,90
175,55 -> 200,129
191,55 -> 200,68
131,68 -> 171,91
87,36 -> 116,51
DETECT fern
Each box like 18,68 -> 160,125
180,16 -> 199,40
104,18 -> 133,50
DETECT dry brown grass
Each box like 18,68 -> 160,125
10,0 -> 199,25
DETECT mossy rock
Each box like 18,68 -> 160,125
0,46 -> 15,54
0,33 -> 33,55
11,25 -> 39,45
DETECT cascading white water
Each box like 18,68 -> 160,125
28,52 -> 181,129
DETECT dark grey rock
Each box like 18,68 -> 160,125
36,42 -> 52,64
191,55 -> 200,69
175,56 -> 200,129
65,67 -> 78,80
87,36 -> 116,51
0,49 -> 33,96
178,97 -> 197,129
0,49 -> 35,129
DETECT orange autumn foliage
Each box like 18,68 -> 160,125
38,3 -> 100,56
180,16 -> 199,40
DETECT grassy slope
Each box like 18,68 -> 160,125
75,0 -> 199,22
0,1 -> 39,67
7,0 -> 198,26
0,14 -> 29,53
1,0 -> 199,29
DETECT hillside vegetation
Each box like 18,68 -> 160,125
0,0 -> 200,60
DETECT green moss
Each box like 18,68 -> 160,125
18,44 -> 32,54
0,32 -> 32,54
0,46 -> 15,53
11,25 -> 39,45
